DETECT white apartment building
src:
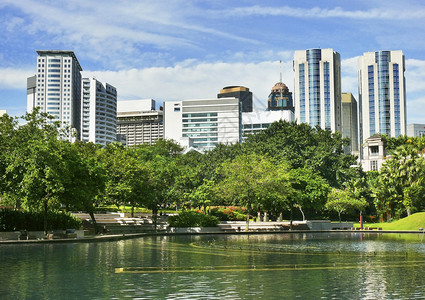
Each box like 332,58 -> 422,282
358,50 -> 406,146
293,48 -> 342,132
81,78 -> 117,145
117,99 -> 163,146
164,98 -> 241,152
242,110 -> 294,138
27,50 -> 82,140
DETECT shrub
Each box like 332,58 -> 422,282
210,207 -> 247,221
168,211 -> 219,228
0,209 -> 82,231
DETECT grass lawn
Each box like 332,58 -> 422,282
353,212 -> 425,231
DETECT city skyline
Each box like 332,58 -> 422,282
1,1 -> 425,125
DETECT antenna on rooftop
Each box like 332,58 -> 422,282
279,60 -> 283,100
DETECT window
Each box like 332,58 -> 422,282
174,107 -> 180,112
370,160 -> 378,171
370,146 -> 379,155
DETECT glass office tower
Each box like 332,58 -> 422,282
358,50 -> 406,145
293,48 -> 341,132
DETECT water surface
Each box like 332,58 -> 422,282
1,232 -> 425,299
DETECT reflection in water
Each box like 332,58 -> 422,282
1,233 -> 425,299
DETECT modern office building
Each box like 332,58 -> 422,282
27,50 -> 83,140
358,50 -> 406,146
267,82 -> 294,112
342,93 -> 359,154
117,99 -> 163,146
164,97 -> 241,152
81,78 -> 117,145
217,86 -> 253,113
242,110 -> 294,138
293,48 -> 342,132
407,124 -> 425,137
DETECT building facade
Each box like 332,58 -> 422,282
164,98 -> 241,152
117,99 -> 163,146
407,124 -> 425,137
293,48 -> 342,132
342,93 -> 359,154
27,50 -> 82,140
267,82 -> 294,112
81,78 -> 117,145
0,110 -> 6,117
358,50 -> 406,146
242,110 -> 294,138
217,86 -> 253,113
361,134 -> 387,172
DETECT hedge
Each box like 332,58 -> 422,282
0,209 -> 82,231
168,211 -> 219,227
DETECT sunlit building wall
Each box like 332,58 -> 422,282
164,98 -> 241,152
117,99 -> 163,146
358,50 -> 406,145
81,78 -> 117,145
27,50 -> 82,141
293,48 -> 342,132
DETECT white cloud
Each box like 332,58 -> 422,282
2,0 -> 259,68
405,59 -> 425,93
84,59 -> 295,111
0,67 -> 34,89
221,5 -> 425,20
341,56 -> 359,95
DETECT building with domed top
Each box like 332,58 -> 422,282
267,82 -> 294,113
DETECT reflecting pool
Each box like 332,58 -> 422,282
1,232 -> 425,299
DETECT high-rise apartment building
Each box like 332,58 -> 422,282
164,97 -> 241,152
81,78 -> 117,145
358,50 -> 406,145
27,50 -> 82,140
342,93 -> 359,154
293,48 -> 342,132
117,99 -> 163,146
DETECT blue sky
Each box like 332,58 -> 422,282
1,0 -> 425,123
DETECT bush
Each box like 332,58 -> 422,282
168,211 -> 219,228
0,209 -> 82,231
210,207 -> 247,221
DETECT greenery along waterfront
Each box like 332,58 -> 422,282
1,110 -> 425,232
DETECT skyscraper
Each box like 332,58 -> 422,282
341,93 -> 359,154
81,78 -> 117,145
27,50 -> 82,140
358,50 -> 406,145
293,48 -> 342,132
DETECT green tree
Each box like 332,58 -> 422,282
325,188 -> 367,222
379,144 -> 425,217
189,179 -> 216,214
289,168 -> 330,222
217,153 -> 291,230
2,110 -> 69,233
243,121 -> 356,188
60,141 -> 107,232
